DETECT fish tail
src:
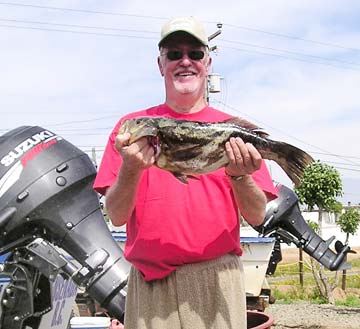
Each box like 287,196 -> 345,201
264,141 -> 314,187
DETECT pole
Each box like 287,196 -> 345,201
299,247 -> 304,288
341,255 -> 347,290
91,147 -> 97,168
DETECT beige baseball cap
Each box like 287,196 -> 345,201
159,16 -> 208,47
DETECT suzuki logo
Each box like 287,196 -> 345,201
0,130 -> 58,167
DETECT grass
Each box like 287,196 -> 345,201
349,258 -> 360,268
272,258 -> 360,278
271,286 -> 328,304
269,273 -> 360,288
343,274 -> 360,289
271,285 -> 360,307
335,295 -> 360,307
268,255 -> 360,307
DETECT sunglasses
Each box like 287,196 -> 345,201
163,50 -> 205,61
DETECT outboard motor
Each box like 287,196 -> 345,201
0,126 -> 130,327
254,184 -> 354,272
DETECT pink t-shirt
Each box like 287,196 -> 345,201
94,104 -> 277,281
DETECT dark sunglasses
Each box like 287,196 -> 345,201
164,50 -> 205,61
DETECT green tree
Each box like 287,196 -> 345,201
337,208 -> 360,290
337,208 -> 360,242
332,200 -> 344,216
295,160 -> 342,232
295,160 -> 343,304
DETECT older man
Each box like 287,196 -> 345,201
94,16 -> 277,329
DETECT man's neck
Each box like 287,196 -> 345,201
165,96 -> 207,114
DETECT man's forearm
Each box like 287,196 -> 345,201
105,166 -> 142,227
229,174 -> 267,226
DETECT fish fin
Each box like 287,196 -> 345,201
223,117 -> 269,138
187,175 -> 200,181
172,173 -> 200,184
173,173 -> 189,184
265,141 -> 314,187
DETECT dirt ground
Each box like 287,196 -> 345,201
267,302 -> 360,329
266,247 -> 360,329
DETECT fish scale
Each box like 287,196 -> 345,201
119,116 -> 314,186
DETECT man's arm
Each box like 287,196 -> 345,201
225,137 -> 267,226
228,175 -> 267,226
105,133 -> 154,227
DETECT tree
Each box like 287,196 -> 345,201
295,160 -> 343,304
337,208 -> 360,290
332,200 -> 344,220
337,208 -> 360,242
295,161 -> 342,232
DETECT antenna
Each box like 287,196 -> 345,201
208,22 -> 222,45
205,22 -> 223,103
208,30 -> 222,42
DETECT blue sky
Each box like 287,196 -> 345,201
1,1 -> 360,203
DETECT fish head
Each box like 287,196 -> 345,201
118,117 -> 159,144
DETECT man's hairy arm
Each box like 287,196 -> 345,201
225,137 -> 267,226
105,166 -> 142,227
105,133 -> 154,227
228,175 -> 267,226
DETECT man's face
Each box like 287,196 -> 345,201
158,34 -> 211,98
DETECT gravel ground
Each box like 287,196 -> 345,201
266,301 -> 360,329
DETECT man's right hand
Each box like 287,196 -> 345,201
115,133 -> 155,174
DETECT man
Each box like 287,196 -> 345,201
94,16 -> 277,329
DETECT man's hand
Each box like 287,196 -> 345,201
225,137 -> 262,177
115,133 -> 155,174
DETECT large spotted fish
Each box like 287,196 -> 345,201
118,116 -> 314,186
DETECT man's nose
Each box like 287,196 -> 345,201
179,55 -> 192,66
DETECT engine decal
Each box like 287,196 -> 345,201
0,130 -> 61,167
0,130 -> 62,197
20,137 -> 58,167
0,161 -> 23,198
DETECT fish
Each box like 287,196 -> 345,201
118,116 -> 314,186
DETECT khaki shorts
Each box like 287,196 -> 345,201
124,254 -> 246,329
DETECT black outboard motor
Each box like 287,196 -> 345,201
0,126 -> 130,326
254,184 -> 354,272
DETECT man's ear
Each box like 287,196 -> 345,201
157,56 -> 164,76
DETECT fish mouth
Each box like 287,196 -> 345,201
118,117 -> 160,156
122,128 -> 160,157
119,121 -> 158,144
128,129 -> 157,144
148,136 -> 161,158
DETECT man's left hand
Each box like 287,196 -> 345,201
225,137 -> 262,177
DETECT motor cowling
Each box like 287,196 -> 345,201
0,126 -> 130,320
254,183 -> 353,271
